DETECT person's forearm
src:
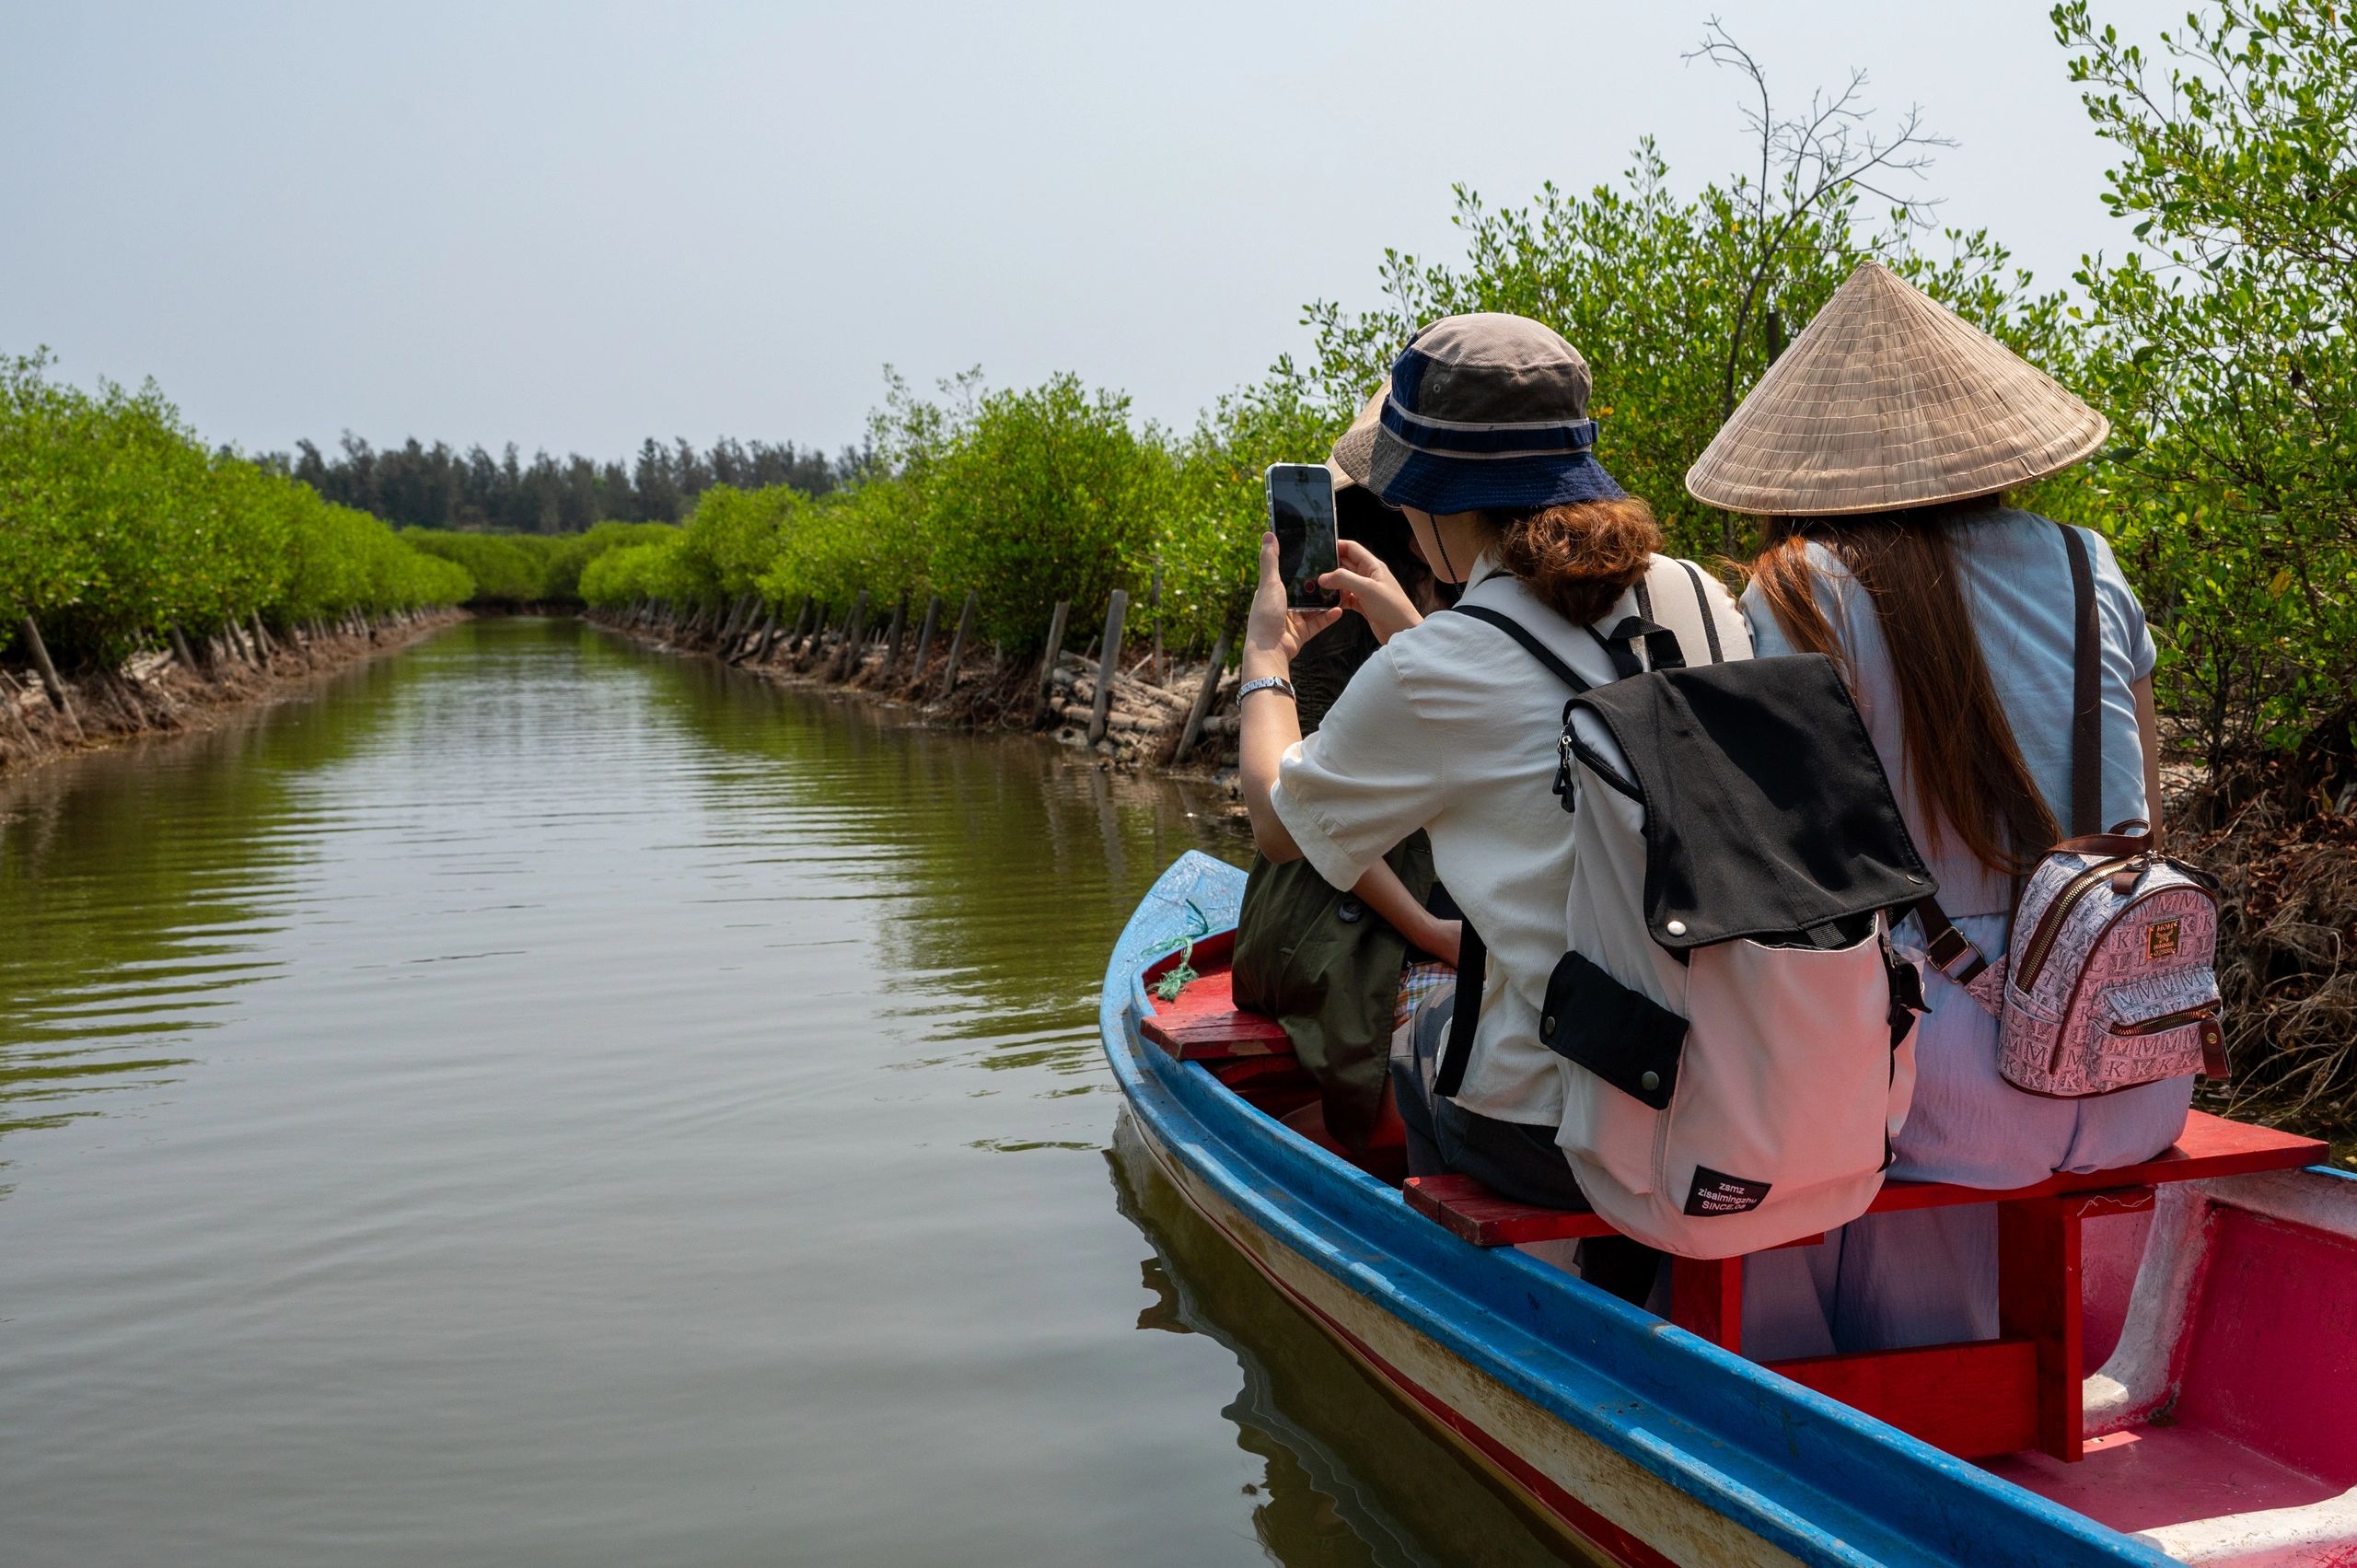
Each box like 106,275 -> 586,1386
1352,860 -> 1425,937
1239,655 -> 1304,862
2133,675 -> 2164,836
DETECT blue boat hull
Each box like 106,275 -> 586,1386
1101,853 -> 2176,1568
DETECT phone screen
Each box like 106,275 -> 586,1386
1266,464 -> 1341,609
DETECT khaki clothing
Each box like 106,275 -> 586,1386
1232,832 -> 1435,1152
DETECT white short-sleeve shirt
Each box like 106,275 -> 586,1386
1271,552 -> 1751,1125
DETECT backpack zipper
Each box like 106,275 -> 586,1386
2015,856 -> 2132,993
2046,880 -> 2219,1074
2108,1005 -> 2219,1037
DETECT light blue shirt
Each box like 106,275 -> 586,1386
1741,506 -> 2187,1195
1744,507 -> 2156,920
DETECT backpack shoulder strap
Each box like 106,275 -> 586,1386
1676,559 -> 1727,664
1916,523 -> 2106,986
1432,921 -> 1487,1099
2060,521 -> 2104,837
1444,603 -> 1592,692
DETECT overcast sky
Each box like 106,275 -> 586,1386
2,1 -> 2186,462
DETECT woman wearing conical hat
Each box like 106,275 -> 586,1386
1698,260 -> 2188,1353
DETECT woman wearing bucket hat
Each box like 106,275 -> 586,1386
1704,259 -> 2183,1352
1237,313 -> 1749,1301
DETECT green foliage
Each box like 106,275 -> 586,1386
400,528 -> 558,607
1156,377 -> 1342,648
2054,0 -> 2357,770
754,480 -> 924,616
579,537 -> 702,609
923,374 -> 1167,652
1280,146 -> 2074,562
543,521 -> 679,604
0,352 -> 470,663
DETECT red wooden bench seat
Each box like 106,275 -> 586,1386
1140,938 -> 1295,1062
1402,1111 -> 2326,1464
1403,1112 -> 2323,1245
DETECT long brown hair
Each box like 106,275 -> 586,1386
1486,497 -> 1661,625
1748,499 -> 2057,875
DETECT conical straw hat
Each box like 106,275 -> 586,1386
1686,260 -> 2108,517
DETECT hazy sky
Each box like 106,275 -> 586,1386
3,1 -> 2185,462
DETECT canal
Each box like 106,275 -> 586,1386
0,618 -> 1579,1568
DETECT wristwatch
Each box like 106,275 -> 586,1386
1237,676 -> 1297,704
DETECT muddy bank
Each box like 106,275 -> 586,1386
584,603 -> 1247,784
0,610 -> 465,774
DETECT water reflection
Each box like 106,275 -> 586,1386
591,628 -> 1239,1077
0,618 -> 1581,1568
1107,1117 -> 1597,1568
0,653 -> 421,1151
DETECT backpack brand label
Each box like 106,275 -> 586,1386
2145,919 -> 2182,960
1683,1165 -> 1772,1217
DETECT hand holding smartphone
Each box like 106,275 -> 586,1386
1264,464 -> 1341,610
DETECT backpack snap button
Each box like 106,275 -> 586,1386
1337,899 -> 1364,923
1542,1015 -> 1557,1036
1666,919 -> 1688,936
1641,1071 -> 1661,1091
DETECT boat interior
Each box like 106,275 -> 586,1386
1140,932 -> 2357,1567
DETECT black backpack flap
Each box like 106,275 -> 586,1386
1539,949 -> 1684,1109
1569,655 -> 1934,951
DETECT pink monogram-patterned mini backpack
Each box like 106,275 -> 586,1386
1991,834 -> 2223,1097
1911,523 -> 2225,1098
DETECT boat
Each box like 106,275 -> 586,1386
1101,852 -> 2357,1568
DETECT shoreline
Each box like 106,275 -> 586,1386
0,609 -> 466,776
582,605 -> 1246,789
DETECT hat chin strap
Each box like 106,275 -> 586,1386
1430,513 -> 1461,584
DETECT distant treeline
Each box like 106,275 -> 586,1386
270,435 -> 863,534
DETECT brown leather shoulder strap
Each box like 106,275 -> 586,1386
2061,522 -> 2103,837
1912,525 -> 2105,978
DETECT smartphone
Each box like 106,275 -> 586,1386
1265,463 -> 1341,609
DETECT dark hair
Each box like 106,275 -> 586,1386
1483,498 -> 1661,625
1747,497 -> 2057,875
1338,485 -> 1444,610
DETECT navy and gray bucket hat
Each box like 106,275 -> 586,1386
1366,313 -> 1627,514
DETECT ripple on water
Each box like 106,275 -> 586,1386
0,619 -> 1587,1568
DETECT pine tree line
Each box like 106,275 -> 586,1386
268,434 -> 864,535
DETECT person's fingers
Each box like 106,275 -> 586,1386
1258,532 -> 1283,585
1334,538 -> 1395,581
1296,608 -> 1344,640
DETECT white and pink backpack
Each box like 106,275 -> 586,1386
1445,592 -> 1931,1258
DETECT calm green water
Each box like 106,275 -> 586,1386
0,618 -> 1575,1568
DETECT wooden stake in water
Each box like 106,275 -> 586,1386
1172,609 -> 1237,765
1035,600 -> 1071,726
834,590 -> 871,681
17,615 -> 83,738
1149,565 -> 1164,687
908,594 -> 941,685
1087,589 -> 1128,747
938,590 -> 978,700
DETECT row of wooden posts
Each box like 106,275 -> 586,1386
6,606 -> 429,747
622,586 -> 1242,766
